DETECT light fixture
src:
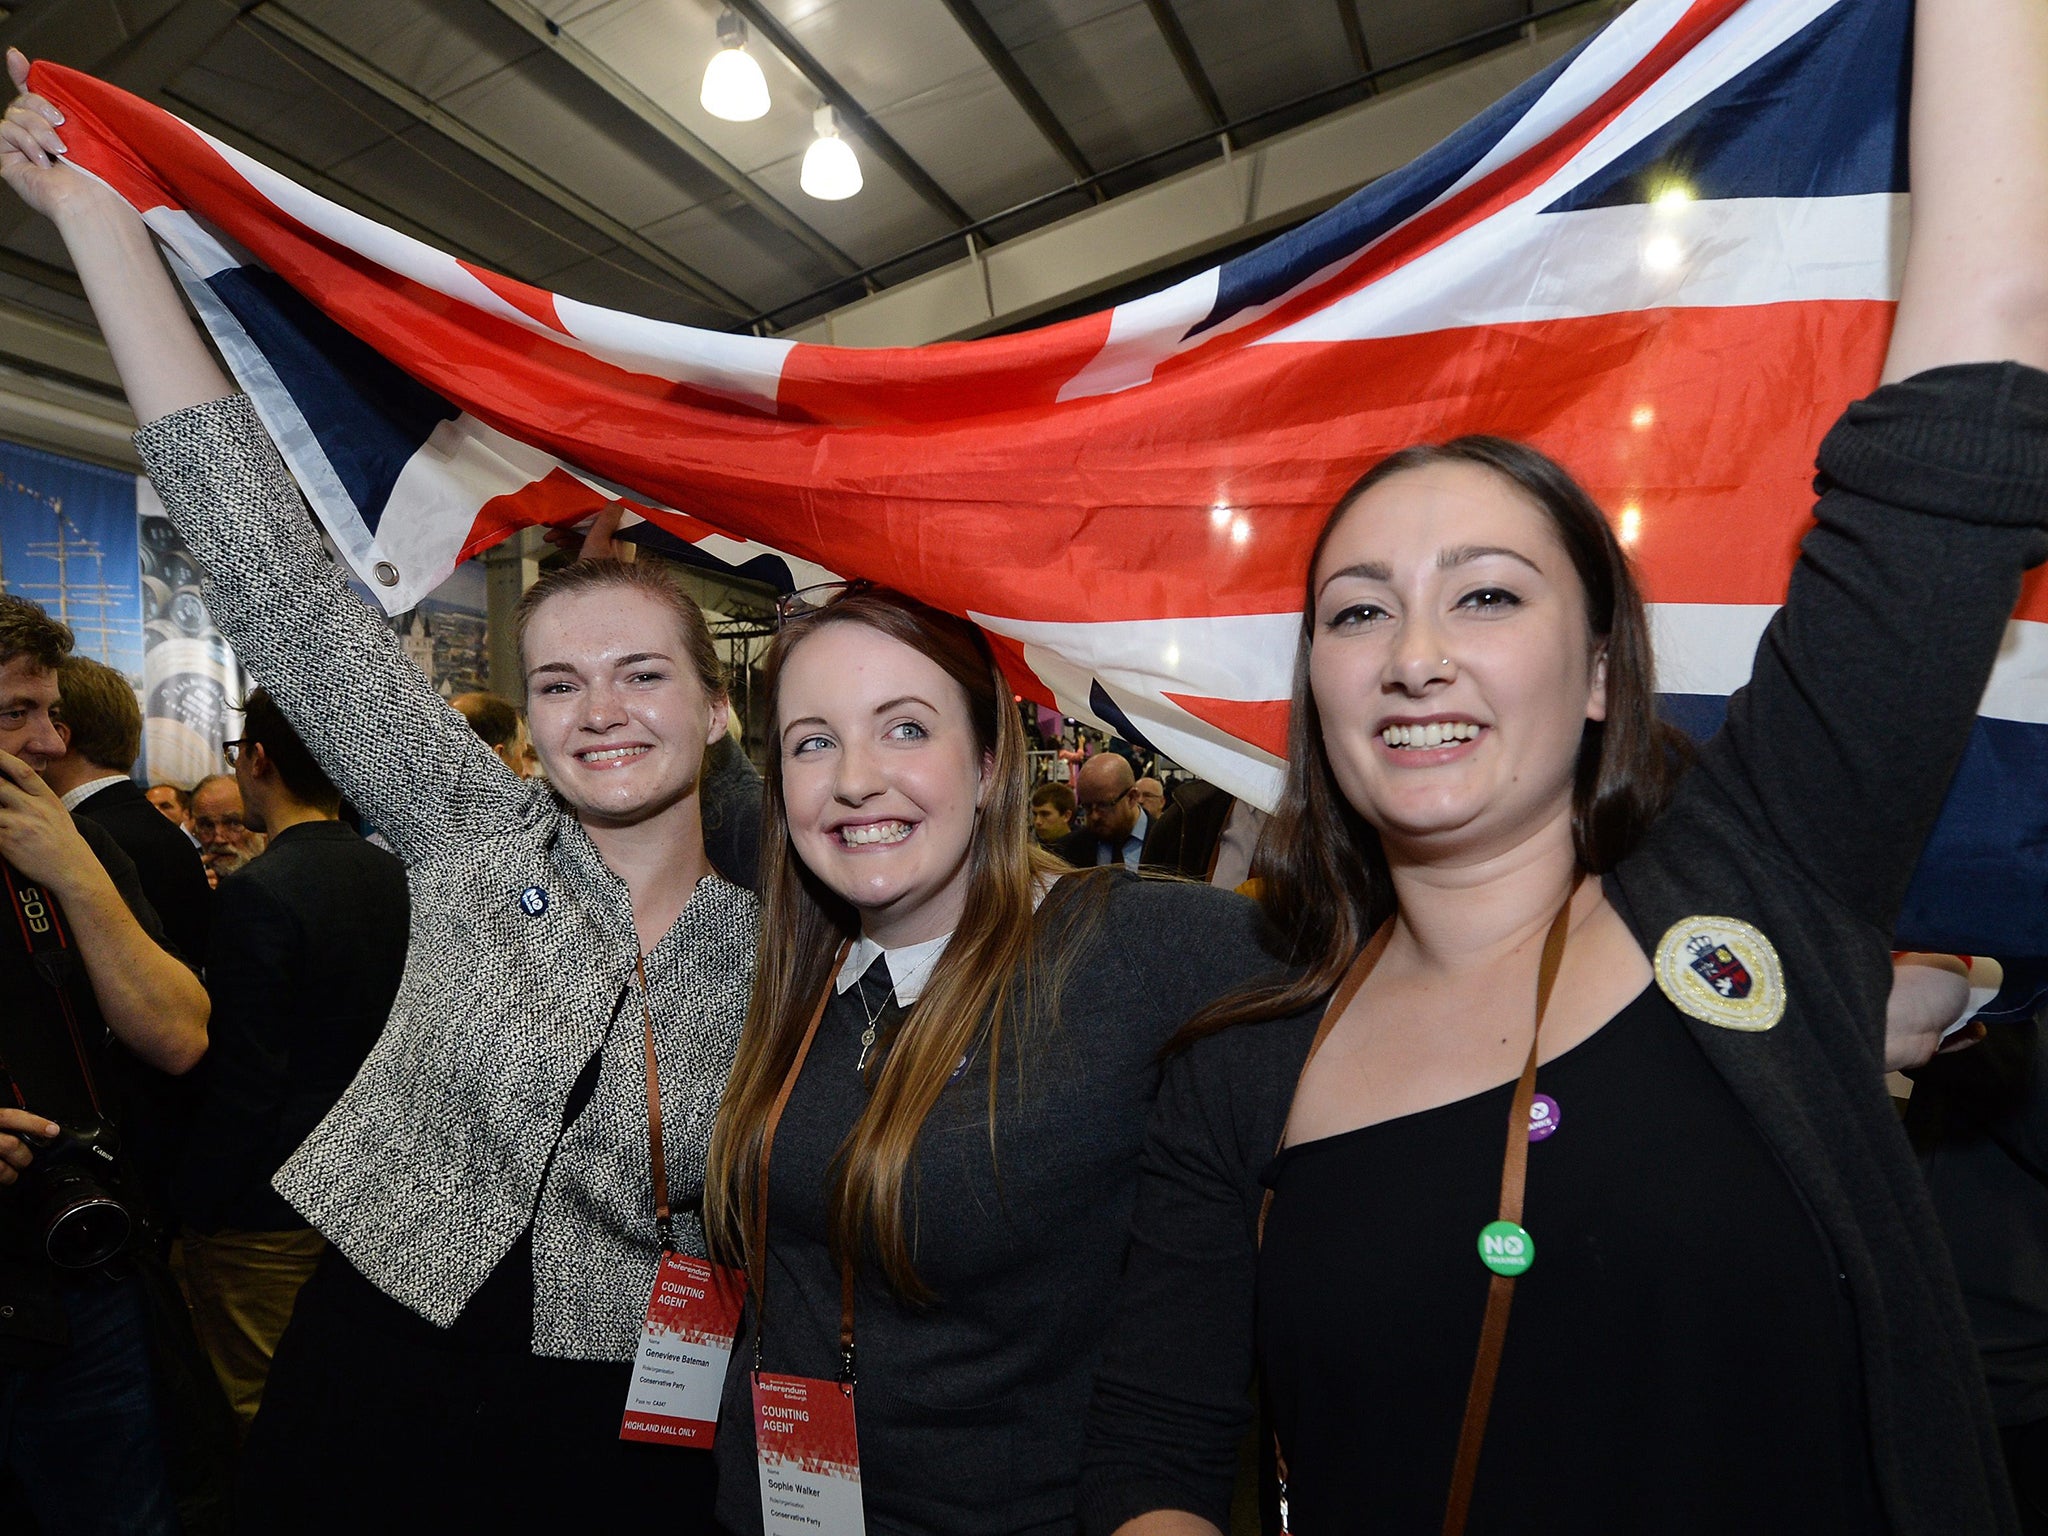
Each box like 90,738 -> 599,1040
801,104 -> 863,200
1630,404 -> 1655,430
701,11 -> 769,122
1618,504 -> 1643,545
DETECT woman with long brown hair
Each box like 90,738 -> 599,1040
703,585 -> 1284,1533
1081,0 -> 2048,1530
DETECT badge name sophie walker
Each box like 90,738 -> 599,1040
1654,915 -> 1785,1031
754,1371 -> 865,1533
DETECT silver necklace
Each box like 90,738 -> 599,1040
855,979 -> 895,1075
853,947 -> 944,1074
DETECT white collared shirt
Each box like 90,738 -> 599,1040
835,929 -> 953,1005
831,878 -> 1057,1005
59,774 -> 131,812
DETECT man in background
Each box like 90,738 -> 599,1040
176,688 -> 407,1432
39,655 -> 216,1246
450,690 -> 533,778
0,593 -> 211,1533
1030,782 -> 1074,848
188,773 -> 260,888
146,782 -> 193,837
41,656 -> 212,967
1134,776 -> 1166,819
1056,753 -> 1160,871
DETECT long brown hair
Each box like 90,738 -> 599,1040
1180,435 -> 1691,1043
704,588 -> 1069,1301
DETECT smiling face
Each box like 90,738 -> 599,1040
522,586 -> 726,828
1309,460 -> 1607,864
775,621 -> 992,947
0,657 -> 65,772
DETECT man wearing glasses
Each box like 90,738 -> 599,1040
188,771 -> 262,888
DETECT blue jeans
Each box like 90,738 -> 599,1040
0,1272 -> 181,1535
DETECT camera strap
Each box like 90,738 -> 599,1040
1,860 -> 104,1118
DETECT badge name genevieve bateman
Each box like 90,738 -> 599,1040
1654,916 -> 1785,1032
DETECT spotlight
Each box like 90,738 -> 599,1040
701,11 -> 769,123
801,104 -> 863,200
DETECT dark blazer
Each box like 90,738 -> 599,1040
71,776 -> 213,1235
72,776 -> 211,966
180,819 -> 408,1233
1051,808 -> 1163,871
1144,781 -> 1235,882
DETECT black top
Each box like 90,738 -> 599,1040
0,817 -> 166,1362
71,776 -> 211,966
180,819 -> 410,1233
1259,985 -> 1879,1532
1081,365 -> 2048,1536
72,776 -> 213,1235
713,873 -> 1286,1536
1906,1017 -> 2048,1427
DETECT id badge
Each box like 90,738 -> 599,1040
753,1371 -> 865,1534
619,1253 -> 744,1446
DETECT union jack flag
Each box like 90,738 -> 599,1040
29,0 -> 2048,961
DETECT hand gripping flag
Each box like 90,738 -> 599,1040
26,0 -> 2048,961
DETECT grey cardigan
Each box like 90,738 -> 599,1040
136,394 -> 759,1362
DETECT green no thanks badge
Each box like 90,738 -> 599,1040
1478,1220 -> 1534,1277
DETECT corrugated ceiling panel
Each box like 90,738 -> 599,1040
1177,0 -> 1356,122
1361,0 -> 1530,73
273,0 -> 530,102
978,0 -> 1214,169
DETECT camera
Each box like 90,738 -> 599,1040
17,1119 -> 133,1270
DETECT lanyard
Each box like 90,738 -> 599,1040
751,939 -> 857,1383
1263,875 -> 1580,1536
634,954 -> 675,1252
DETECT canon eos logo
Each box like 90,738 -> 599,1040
19,885 -> 50,934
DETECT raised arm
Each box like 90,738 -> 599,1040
1882,0 -> 2048,382
0,52 -> 524,862
1681,0 -> 2048,938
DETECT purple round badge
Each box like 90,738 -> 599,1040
1527,1093 -> 1561,1143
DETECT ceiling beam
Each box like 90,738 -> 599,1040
784,15 -> 1597,348
1336,0 -> 1376,82
244,4 -> 754,318
472,0 -> 862,279
0,247 -> 86,302
1138,0 -> 1229,141
163,90 -> 520,277
0,291 -> 120,391
719,0 -> 972,229
930,0 -> 1099,192
0,0 -> 253,241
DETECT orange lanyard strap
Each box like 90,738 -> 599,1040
635,955 -> 673,1252
1264,876 -> 1580,1536
752,939 -> 857,1383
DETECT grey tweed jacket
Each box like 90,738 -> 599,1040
135,395 -> 759,1361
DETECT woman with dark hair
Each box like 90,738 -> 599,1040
0,51 -> 757,1524
702,585 -> 1284,1533
1081,0 -> 2048,1530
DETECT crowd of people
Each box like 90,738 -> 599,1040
3,0 -> 2048,1530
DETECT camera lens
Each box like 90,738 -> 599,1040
30,1165 -> 132,1269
